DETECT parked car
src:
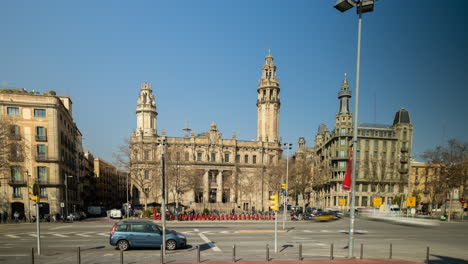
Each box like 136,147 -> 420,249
315,212 -> 335,222
110,209 -> 123,219
109,220 -> 187,251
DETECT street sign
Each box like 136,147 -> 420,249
373,197 -> 382,207
339,198 -> 346,206
60,202 -> 64,208
406,196 -> 416,207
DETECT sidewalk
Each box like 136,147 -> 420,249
150,259 -> 425,264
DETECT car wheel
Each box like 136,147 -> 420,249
117,240 -> 129,251
166,239 -> 177,250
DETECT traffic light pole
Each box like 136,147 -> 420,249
274,211 -> 278,253
36,199 -> 41,255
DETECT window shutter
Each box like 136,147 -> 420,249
46,167 -> 50,182
45,145 -> 48,157
34,166 -> 38,182
44,127 -> 47,137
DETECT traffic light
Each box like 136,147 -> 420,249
29,184 -> 40,203
30,196 -> 40,203
270,195 -> 279,211
281,184 -> 286,190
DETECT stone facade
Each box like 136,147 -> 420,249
309,76 -> 413,210
130,54 -> 283,212
0,90 -> 81,219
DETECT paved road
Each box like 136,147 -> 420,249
0,217 -> 466,264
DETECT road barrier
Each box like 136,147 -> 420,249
29,243 -> 431,264
151,213 -> 276,221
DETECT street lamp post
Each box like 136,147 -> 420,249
334,0 -> 375,258
65,175 -> 73,220
282,143 -> 292,230
160,138 -> 167,257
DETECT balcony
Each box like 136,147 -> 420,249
8,134 -> 21,141
36,135 -> 47,142
8,178 -> 26,186
36,154 -> 48,162
399,168 -> 408,174
8,155 -> 24,162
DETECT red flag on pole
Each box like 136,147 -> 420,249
342,148 -> 353,191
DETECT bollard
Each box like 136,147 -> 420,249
161,245 -> 164,264
31,248 -> 34,264
197,245 -> 201,263
299,243 -> 303,261
426,246 -> 430,264
266,244 -> 269,261
330,243 -> 334,260
389,243 -> 392,259
120,249 -> 124,264
232,245 -> 236,262
77,247 -> 81,264
360,244 -> 363,259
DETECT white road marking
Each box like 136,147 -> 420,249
5,234 -> 20,238
194,228 -> 199,232
76,233 -> 91,237
52,233 -> 68,237
50,225 -> 71,230
97,232 -> 108,236
195,229 -> 221,252
0,254 -> 28,256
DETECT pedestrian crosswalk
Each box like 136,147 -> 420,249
1,232 -> 110,239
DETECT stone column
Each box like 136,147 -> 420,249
217,170 -> 223,202
203,170 -> 209,203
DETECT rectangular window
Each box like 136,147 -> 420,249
236,155 -> 240,163
36,127 -> 47,141
253,155 -> 257,164
392,141 -> 396,148
7,107 -> 19,116
383,141 -> 387,148
374,151 -> 378,159
197,152 -> 202,161
341,128 -> 346,136
116,224 -> 129,232
211,153 -> 216,162
13,187 -> 21,198
40,188 -> 47,198
10,125 -> 20,137
37,166 -> 47,183
365,140 -> 369,147
10,143 -> 22,158
130,224 -> 148,233
362,184 -> 368,192
339,161 -> 345,169
374,140 -> 378,148
340,150 -> 345,158
11,166 -> 22,182
224,153 -> 230,163
269,155 -> 274,164
144,170 -> 149,179
362,196 -> 368,206
185,152 -> 189,161
340,139 -> 346,145
244,155 -> 248,163
34,109 -> 46,117
144,150 -> 149,161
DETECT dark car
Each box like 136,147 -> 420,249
109,220 -> 187,251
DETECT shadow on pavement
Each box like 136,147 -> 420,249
430,254 -> 468,264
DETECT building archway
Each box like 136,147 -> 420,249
11,202 -> 25,220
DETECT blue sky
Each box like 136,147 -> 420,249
1,0 -> 467,162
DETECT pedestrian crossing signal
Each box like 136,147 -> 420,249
270,195 -> 279,211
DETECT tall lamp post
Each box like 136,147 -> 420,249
282,143 -> 292,230
65,175 -> 73,220
159,138 -> 167,257
334,0 -> 375,258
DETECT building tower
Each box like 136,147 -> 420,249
257,52 -> 280,143
136,82 -> 157,136
335,74 -> 353,133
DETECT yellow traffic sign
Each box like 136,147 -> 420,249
406,196 -> 416,207
373,197 -> 382,207
339,198 -> 346,206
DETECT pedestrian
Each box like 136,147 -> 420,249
13,211 -> 19,223
3,211 -> 8,223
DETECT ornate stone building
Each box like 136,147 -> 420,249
309,75 -> 413,209
130,54 -> 283,212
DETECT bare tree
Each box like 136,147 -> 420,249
422,139 -> 468,214
165,145 -> 192,210
290,156 -> 312,204
114,138 -> 159,210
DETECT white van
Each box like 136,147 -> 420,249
109,209 -> 122,219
